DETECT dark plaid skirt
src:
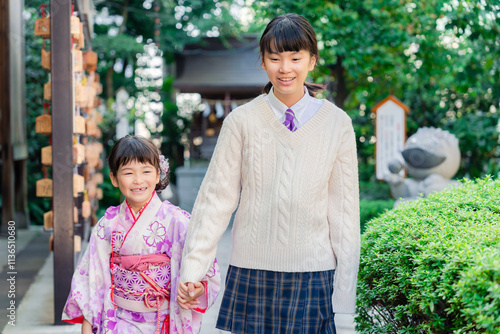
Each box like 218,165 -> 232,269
216,265 -> 336,334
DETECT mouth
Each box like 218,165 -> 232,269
278,77 -> 295,84
131,187 -> 148,193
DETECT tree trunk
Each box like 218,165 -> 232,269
333,56 -> 348,110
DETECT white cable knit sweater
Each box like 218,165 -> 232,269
180,95 -> 360,314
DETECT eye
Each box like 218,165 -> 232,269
293,58 -> 301,61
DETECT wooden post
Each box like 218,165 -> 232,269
51,0 -> 74,324
0,0 -> 14,235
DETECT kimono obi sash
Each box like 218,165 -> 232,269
111,253 -> 171,313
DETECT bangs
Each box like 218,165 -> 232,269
109,136 -> 159,175
260,18 -> 315,55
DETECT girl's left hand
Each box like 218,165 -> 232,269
177,281 -> 204,310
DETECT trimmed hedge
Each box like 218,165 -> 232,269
360,199 -> 395,233
356,177 -> 500,333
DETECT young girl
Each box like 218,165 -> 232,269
62,135 -> 220,334
178,13 -> 360,333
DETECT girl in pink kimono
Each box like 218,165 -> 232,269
62,135 -> 220,334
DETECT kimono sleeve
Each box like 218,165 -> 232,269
62,218 -> 112,330
193,258 -> 221,313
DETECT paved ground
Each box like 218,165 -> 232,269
0,227 -> 357,333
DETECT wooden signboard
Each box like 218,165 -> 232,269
44,81 -> 51,100
372,95 -> 410,181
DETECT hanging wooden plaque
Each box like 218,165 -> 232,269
97,187 -> 103,200
36,178 -> 53,197
42,48 -> 51,70
72,49 -> 83,73
43,81 -> 51,100
74,115 -> 86,134
83,51 -> 98,72
44,210 -> 53,230
92,173 -> 104,184
49,235 -> 54,252
73,143 -> 85,164
74,206 -> 79,223
82,199 -> 91,218
86,181 -> 97,198
74,235 -> 82,253
76,22 -> 85,49
87,86 -> 96,107
70,16 -> 81,36
73,174 -> 85,196
83,164 -> 91,181
35,18 -> 50,36
36,114 -> 52,135
75,82 -> 86,104
86,120 -> 98,136
41,146 -> 52,166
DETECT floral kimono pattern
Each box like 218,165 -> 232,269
62,193 -> 221,333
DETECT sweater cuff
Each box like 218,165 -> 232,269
180,261 -> 206,284
332,289 -> 356,314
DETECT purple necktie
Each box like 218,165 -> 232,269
283,108 -> 297,132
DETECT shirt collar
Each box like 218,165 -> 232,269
268,86 -> 311,124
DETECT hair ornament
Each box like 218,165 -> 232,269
159,154 -> 169,177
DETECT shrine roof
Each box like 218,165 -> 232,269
174,35 -> 269,95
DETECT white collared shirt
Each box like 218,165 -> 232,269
264,86 -> 324,130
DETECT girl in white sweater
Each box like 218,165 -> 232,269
177,13 -> 360,333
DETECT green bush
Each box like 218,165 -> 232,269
356,177 -> 500,334
360,199 -> 395,233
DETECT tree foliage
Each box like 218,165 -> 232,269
252,0 -> 500,184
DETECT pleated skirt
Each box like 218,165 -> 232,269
216,265 -> 336,334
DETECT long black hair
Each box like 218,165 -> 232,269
260,13 -> 325,96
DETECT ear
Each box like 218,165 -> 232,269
110,172 -> 119,187
308,55 -> 317,71
261,53 -> 267,71
155,169 -> 160,185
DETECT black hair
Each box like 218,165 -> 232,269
108,135 -> 169,193
260,13 -> 325,96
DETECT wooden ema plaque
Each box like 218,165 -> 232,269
44,81 -> 51,100
49,234 -> 54,252
74,206 -> 78,223
41,146 -> 52,166
75,22 -> 85,49
44,210 -> 53,230
70,16 -> 81,36
97,187 -> 103,200
42,48 -> 51,70
36,114 -> 52,135
74,115 -> 86,134
86,181 -> 97,198
86,120 -> 98,137
83,51 -> 98,72
34,17 -> 50,37
92,173 -> 104,184
82,199 -> 91,219
73,143 -> 85,164
72,49 -> 83,73
73,174 -> 85,196
74,235 -> 82,253
36,178 -> 53,197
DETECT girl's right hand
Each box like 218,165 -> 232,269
177,281 -> 204,310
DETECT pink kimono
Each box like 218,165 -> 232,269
62,193 -> 220,333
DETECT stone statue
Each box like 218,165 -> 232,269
384,127 -> 461,206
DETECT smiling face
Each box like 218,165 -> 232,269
261,49 -> 316,107
110,160 -> 160,213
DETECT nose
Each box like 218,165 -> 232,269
279,60 -> 291,73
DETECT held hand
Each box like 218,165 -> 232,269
177,281 -> 205,310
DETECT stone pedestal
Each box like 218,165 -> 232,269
176,166 -> 208,212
